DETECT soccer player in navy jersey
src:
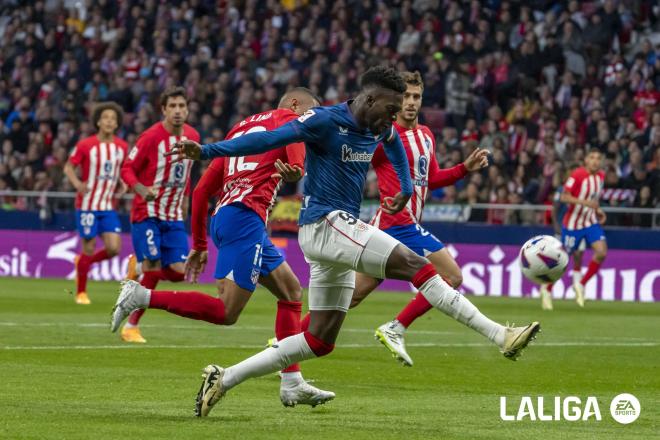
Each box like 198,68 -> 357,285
170,66 -> 540,417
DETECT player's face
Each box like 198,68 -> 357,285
399,84 -> 422,123
162,96 -> 189,127
98,109 -> 118,135
585,151 -> 603,173
366,89 -> 403,135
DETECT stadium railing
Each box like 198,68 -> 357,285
1,190 -> 659,229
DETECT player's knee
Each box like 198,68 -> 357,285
222,309 -> 241,326
594,250 -> 607,262
447,272 -> 463,289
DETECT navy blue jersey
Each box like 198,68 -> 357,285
201,102 -> 413,225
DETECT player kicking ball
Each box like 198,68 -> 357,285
63,102 -> 128,305
543,149 -> 607,308
110,88 -> 335,407
296,71 -> 489,366
170,67 -> 540,417
117,86 -> 199,343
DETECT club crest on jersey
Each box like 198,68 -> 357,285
341,144 -> 373,163
297,109 -> 315,123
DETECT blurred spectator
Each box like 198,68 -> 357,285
0,0 -> 657,228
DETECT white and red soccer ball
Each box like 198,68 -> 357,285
519,235 -> 569,285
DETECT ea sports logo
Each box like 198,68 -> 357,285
610,393 -> 640,424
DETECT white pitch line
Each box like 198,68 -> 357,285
0,321 -> 455,336
1,341 -> 657,351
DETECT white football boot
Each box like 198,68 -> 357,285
374,320 -> 413,367
280,381 -> 336,408
540,284 -> 553,311
195,365 -> 226,417
501,322 -> 541,361
110,280 -> 150,332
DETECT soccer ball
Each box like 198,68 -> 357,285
519,235 -> 569,285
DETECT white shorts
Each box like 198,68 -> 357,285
298,210 -> 401,312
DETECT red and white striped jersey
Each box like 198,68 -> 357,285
69,135 -> 128,211
121,122 -> 200,223
563,167 -> 605,230
370,122 -> 467,230
214,108 -> 305,222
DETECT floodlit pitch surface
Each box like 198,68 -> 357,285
1,278 -> 657,439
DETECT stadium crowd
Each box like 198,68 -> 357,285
0,0 -> 659,226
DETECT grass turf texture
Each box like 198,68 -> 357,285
0,278 -> 658,440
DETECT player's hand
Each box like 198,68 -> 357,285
382,192 -> 411,215
184,249 -> 208,283
463,148 -> 489,172
115,180 -> 127,197
583,199 -> 599,210
271,159 -> 303,182
75,182 -> 90,195
136,184 -> 157,201
596,207 -> 607,224
166,140 -> 202,161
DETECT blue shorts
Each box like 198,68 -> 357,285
561,224 -> 606,255
383,223 -> 445,257
211,203 -> 284,292
131,218 -> 189,266
76,210 -> 121,239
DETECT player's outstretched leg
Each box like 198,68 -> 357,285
385,244 -> 540,361
259,262 -> 335,407
375,246 -> 462,366
575,240 -> 606,308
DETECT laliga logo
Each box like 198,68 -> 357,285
500,393 -> 641,423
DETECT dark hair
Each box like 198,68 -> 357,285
587,147 -> 603,156
360,66 -> 406,94
91,102 -> 124,132
400,71 -> 424,91
159,86 -> 188,107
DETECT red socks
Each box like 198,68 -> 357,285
580,260 -> 601,285
300,312 -> 311,332
411,263 -> 438,289
396,292 -> 433,328
149,290 -> 226,324
76,249 -> 113,293
276,301 -> 302,373
76,254 -> 93,293
303,331 -> 335,357
128,268 -> 184,327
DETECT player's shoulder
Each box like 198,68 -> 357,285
183,123 -> 200,141
571,167 -> 588,179
596,170 -> 605,180
137,122 -> 164,143
273,108 -> 298,124
113,136 -> 129,148
417,123 -> 434,138
76,135 -> 97,149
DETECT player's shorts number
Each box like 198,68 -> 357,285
338,212 -> 358,225
564,235 -> 576,250
80,213 -> 95,227
146,229 -> 155,246
227,126 -> 266,175
415,223 -> 431,236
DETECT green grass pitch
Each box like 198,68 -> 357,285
1,277 -> 658,439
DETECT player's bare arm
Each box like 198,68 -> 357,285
63,161 -> 89,194
560,192 -> 598,209
382,192 -> 411,215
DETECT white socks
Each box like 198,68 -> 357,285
280,372 -> 304,388
222,333 -> 315,391
418,275 -> 505,347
